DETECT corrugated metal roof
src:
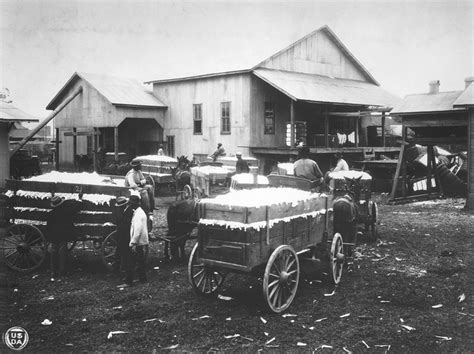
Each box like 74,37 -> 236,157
453,84 -> 474,107
0,102 -> 39,122
392,91 -> 465,114
47,72 -> 166,110
253,68 -> 400,107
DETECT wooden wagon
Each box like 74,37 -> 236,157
0,173 -> 133,272
187,166 -> 232,199
133,155 -> 178,194
187,175 -> 346,313
328,170 -> 378,242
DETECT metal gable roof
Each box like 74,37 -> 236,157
253,68 -> 400,107
47,72 -> 166,110
0,102 -> 39,123
391,91 -> 465,115
453,84 -> 474,107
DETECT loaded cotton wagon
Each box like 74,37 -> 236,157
188,175 -> 346,313
0,171 -> 132,272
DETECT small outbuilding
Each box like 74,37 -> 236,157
391,78 -> 473,207
45,72 -> 167,171
0,102 -> 39,189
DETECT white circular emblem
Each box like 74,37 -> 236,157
3,327 -> 29,351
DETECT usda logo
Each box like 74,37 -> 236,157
3,327 -> 29,350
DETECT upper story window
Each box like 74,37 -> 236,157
264,102 -> 275,134
221,102 -> 231,134
193,104 -> 202,134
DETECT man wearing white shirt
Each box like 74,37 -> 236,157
125,160 -> 155,214
127,195 -> 149,284
333,153 -> 349,172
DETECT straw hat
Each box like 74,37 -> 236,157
115,196 -> 128,207
50,195 -> 65,208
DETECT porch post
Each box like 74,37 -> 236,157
92,127 -> 97,172
114,126 -> 119,162
55,128 -> 60,170
290,99 -> 295,147
381,112 -> 386,147
355,112 -> 359,147
324,106 -> 329,147
72,128 -> 77,171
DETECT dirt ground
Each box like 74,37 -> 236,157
2,194 -> 473,352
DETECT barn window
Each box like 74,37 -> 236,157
193,104 -> 202,134
221,102 -> 231,134
264,102 -> 275,134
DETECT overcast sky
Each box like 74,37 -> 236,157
0,0 -> 472,119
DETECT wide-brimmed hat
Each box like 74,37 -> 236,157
130,159 -> 141,168
50,195 -> 65,208
128,195 -> 141,205
115,196 -> 128,207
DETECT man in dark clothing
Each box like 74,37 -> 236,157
46,196 -> 82,279
210,143 -> 226,161
293,146 -> 323,182
235,152 -> 250,174
113,196 -> 133,276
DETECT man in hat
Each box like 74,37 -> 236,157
157,144 -> 165,156
46,195 -> 82,279
124,159 -> 155,214
113,196 -> 133,276
126,194 -> 149,285
332,152 -> 349,172
235,152 -> 250,174
210,143 -> 226,162
293,146 -> 323,183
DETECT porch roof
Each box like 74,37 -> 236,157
0,102 -> 39,123
252,68 -> 400,108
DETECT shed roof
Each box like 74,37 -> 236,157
391,91 -> 465,115
253,68 -> 400,107
453,84 -> 474,108
0,102 -> 39,123
46,72 -> 166,110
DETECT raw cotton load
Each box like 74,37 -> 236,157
26,171 -> 119,185
278,162 -> 294,176
191,166 -> 230,179
200,187 -> 313,208
199,187 -> 328,231
136,155 -> 178,164
328,170 -> 372,180
230,173 -> 269,185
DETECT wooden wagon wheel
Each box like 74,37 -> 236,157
188,243 -> 225,296
263,245 -> 300,313
365,201 -> 378,242
101,231 -> 118,272
327,233 -> 344,285
0,224 -> 47,272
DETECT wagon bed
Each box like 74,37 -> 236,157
188,178 -> 345,313
1,172 -> 131,272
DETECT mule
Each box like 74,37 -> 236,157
165,198 -> 199,262
171,155 -> 197,193
333,176 -> 362,257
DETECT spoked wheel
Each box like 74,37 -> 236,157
188,243 -> 225,296
327,233 -> 344,285
1,224 -> 47,272
263,245 -> 300,313
183,184 -> 193,200
101,231 -> 118,272
365,201 -> 378,242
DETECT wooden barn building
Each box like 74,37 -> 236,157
46,72 -> 166,170
390,78 -> 473,209
146,25 -> 401,172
